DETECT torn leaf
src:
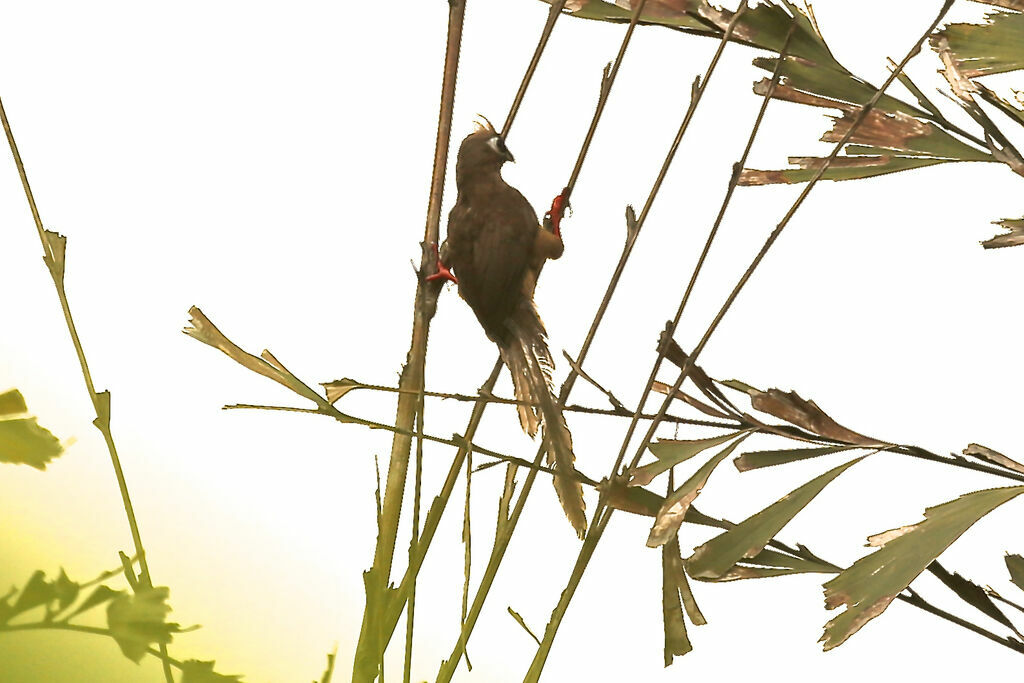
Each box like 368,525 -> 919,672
647,434 -> 750,547
1007,554 -> 1024,592
982,217 -> 1024,248
927,561 -> 1019,635
822,486 -> 1024,650
964,443 -> 1024,475
184,307 -> 325,406
688,456 -> 866,580
629,432 -> 746,487
930,11 -> 1024,78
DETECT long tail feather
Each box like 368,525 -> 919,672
503,306 -> 587,539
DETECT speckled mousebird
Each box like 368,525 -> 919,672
431,120 -> 587,538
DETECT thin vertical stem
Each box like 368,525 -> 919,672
353,0 -> 467,679
0,96 -> 173,683
501,0 -> 568,139
521,6 -> 750,678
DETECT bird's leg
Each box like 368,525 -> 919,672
544,186 -> 571,239
425,241 -> 458,285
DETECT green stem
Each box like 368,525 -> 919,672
0,95 -> 174,683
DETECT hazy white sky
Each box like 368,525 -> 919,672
2,1 -> 1023,681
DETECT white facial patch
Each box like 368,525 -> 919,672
487,135 -> 503,155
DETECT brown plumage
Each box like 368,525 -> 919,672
442,121 -> 586,539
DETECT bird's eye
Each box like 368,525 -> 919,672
487,135 -> 506,155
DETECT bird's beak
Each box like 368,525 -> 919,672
502,147 -> 515,164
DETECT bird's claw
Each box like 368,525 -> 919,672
545,187 -> 571,239
425,242 -> 458,285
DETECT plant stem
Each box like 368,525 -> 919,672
352,0 -> 466,678
521,5 -> 751,677
501,0 -> 568,139
0,95 -> 174,683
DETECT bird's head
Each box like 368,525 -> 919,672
456,117 -> 515,182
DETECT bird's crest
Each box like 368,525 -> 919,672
473,115 -> 497,135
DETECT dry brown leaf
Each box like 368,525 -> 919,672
963,443 -> 1024,475
747,388 -> 884,446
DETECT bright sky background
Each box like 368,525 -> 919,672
2,1 -> 1023,681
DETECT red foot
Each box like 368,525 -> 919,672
425,242 -> 458,285
545,187 -> 570,239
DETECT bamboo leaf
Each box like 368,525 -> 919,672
647,435 -> 751,547
928,561 -> 1018,634
963,443 -> 1024,475
733,387 -> 883,446
661,536 -> 693,664
754,55 -> 926,117
822,486 -> 1024,650
1006,554 -> 1024,591
982,217 -> 1024,248
740,154 -> 952,185
688,457 -> 866,580
629,432 -> 746,487
707,547 -> 838,582
734,446 -> 855,472
930,11 -> 1024,78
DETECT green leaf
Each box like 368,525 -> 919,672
927,561 -> 1017,634
67,585 -> 124,620
629,432 -> 745,487
931,11 -> 1024,78
180,660 -> 244,683
53,569 -> 80,614
734,446 -> 855,472
106,586 -> 180,663
661,536 -> 693,665
754,55 -> 926,117
0,389 -> 64,470
687,457 -> 866,580
647,434 -> 751,547
0,389 -> 28,415
822,486 -> 1024,650
507,607 -> 541,647
10,571 -> 54,617
1006,553 -> 1024,591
